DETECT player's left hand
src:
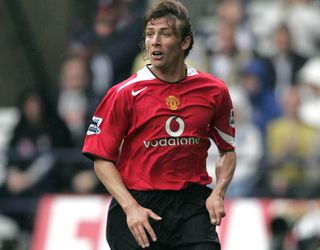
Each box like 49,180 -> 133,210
205,194 -> 226,226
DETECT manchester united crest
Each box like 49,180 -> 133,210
166,95 -> 180,110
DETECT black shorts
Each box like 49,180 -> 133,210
106,184 -> 220,250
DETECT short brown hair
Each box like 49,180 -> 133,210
144,0 -> 194,57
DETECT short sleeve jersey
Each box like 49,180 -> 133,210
83,65 -> 235,191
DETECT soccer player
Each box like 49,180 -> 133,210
82,0 -> 237,249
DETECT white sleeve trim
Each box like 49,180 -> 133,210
214,126 -> 236,147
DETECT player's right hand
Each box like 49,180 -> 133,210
125,204 -> 162,248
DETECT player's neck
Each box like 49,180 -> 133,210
149,63 -> 187,83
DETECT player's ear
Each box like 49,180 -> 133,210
181,36 -> 192,52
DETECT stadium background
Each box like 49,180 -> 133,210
0,0 -> 320,249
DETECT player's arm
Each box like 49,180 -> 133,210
206,83 -> 237,225
94,158 -> 162,248
206,150 -> 236,225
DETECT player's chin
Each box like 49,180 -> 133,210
150,59 -> 164,68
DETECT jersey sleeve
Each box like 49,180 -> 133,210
209,86 -> 235,151
82,86 -> 130,163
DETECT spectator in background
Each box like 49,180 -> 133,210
241,59 -> 282,142
293,203 -> 320,250
283,0 -> 320,57
270,216 -> 297,250
206,20 -> 252,87
88,2 -> 122,99
0,214 -> 19,250
0,89 -> 72,235
94,1 -> 145,87
57,55 -> 91,147
69,0 -> 146,101
247,0 -> 320,58
268,23 -> 308,95
298,57 -> 320,130
216,0 -> 254,52
56,55 -> 104,194
266,86 -> 319,197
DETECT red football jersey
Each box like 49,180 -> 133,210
83,65 -> 235,190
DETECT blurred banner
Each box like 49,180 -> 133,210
32,196 -> 111,250
31,195 -> 320,250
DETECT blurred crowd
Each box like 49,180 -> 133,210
0,0 -> 320,249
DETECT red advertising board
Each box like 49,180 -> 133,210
32,195 -> 320,250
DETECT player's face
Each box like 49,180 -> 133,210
145,17 -> 189,72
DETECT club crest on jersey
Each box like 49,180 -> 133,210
87,116 -> 103,135
230,109 -> 235,128
166,95 -> 180,110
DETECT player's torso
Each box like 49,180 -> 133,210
126,76 -> 218,145
115,68 -> 224,190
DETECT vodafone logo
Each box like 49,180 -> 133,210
143,116 -> 200,148
165,116 -> 185,137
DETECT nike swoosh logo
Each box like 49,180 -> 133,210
132,87 -> 147,96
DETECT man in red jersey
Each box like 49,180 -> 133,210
82,0 -> 236,249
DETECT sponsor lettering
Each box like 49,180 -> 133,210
143,137 -> 201,148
